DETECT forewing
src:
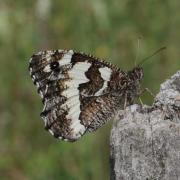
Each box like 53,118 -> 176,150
29,50 -> 120,141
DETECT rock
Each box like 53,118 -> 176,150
110,71 -> 180,180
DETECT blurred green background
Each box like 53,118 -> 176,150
0,0 -> 179,179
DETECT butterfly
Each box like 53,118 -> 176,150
29,49 -> 143,142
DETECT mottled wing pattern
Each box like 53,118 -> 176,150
29,50 -> 124,141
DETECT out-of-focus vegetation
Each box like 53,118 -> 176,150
0,0 -> 179,179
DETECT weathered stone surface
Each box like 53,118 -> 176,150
110,71 -> 180,180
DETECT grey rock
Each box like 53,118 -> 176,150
110,71 -> 180,180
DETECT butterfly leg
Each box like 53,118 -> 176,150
122,93 -> 128,117
123,93 -> 127,110
140,87 -> 155,98
138,97 -> 144,106
144,87 -> 155,98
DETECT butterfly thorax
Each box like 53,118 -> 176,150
110,66 -> 143,106
126,66 -> 144,104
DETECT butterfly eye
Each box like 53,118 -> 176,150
50,61 -> 59,70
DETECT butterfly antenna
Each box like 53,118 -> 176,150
137,46 -> 166,67
134,36 -> 142,67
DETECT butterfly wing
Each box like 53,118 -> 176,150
29,50 -> 124,141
